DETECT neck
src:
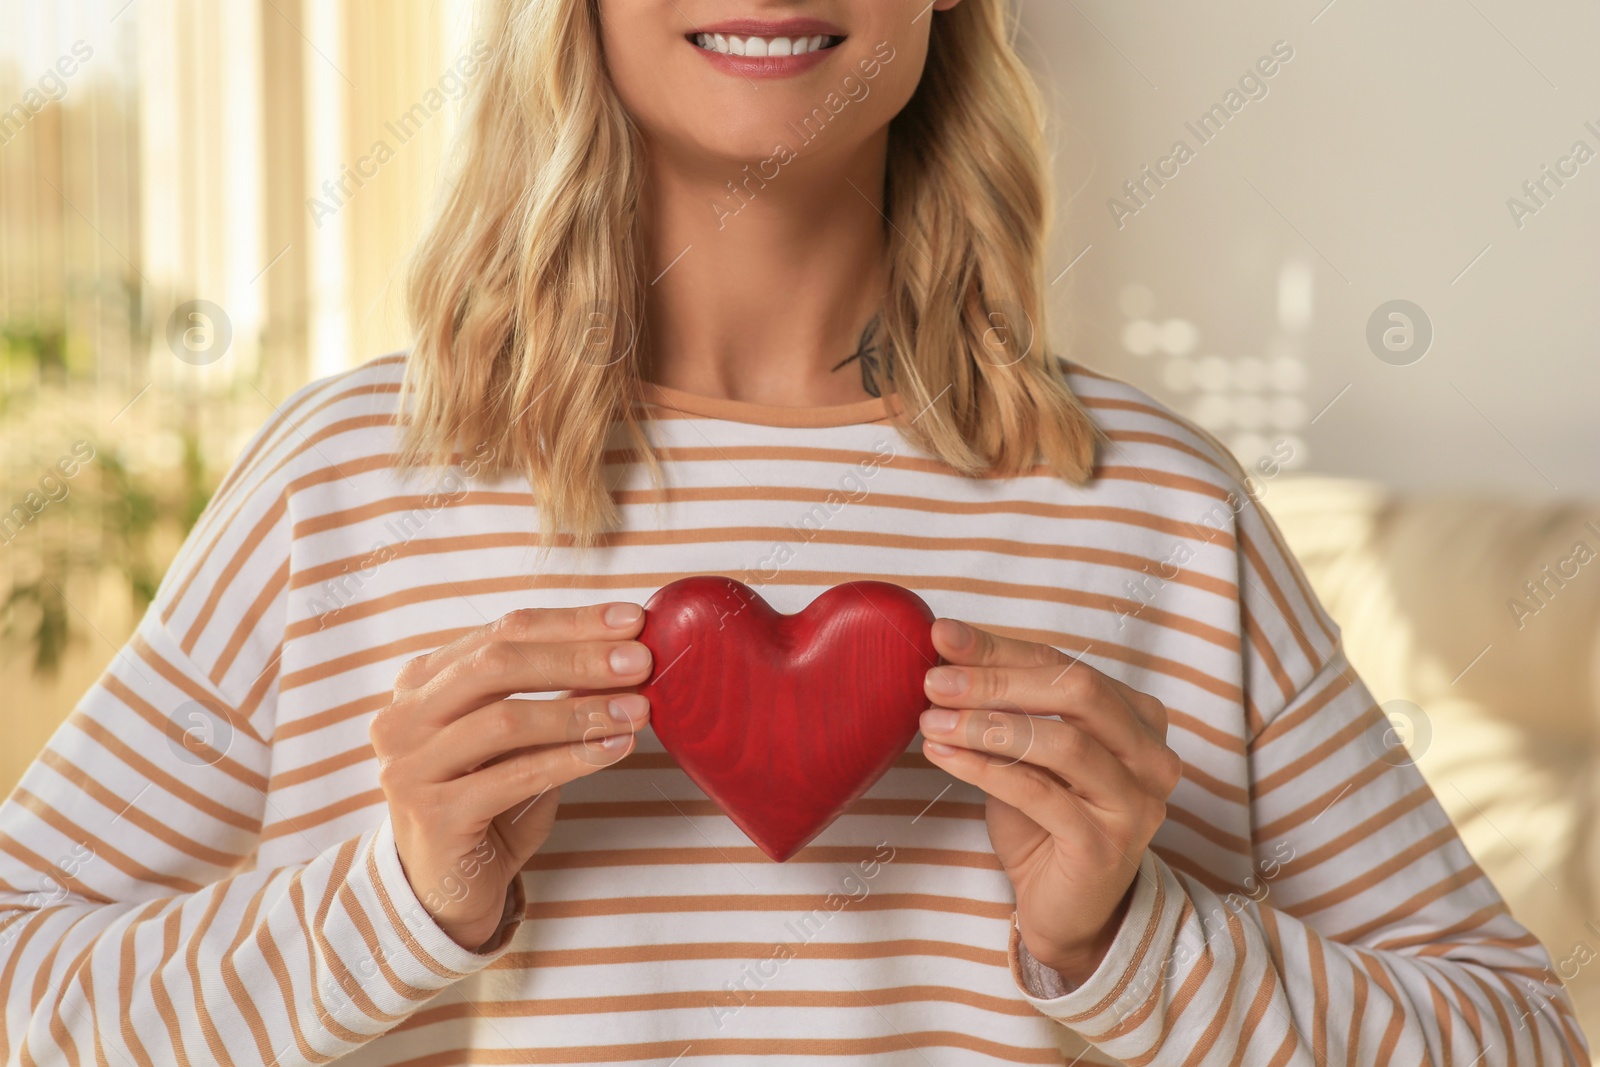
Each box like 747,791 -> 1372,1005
638,131 -> 893,408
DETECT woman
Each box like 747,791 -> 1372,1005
0,0 -> 1586,1063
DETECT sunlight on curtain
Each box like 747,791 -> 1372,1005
0,0 -> 478,796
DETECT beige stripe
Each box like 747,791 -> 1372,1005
0,834 -> 111,906
1239,592 -> 1297,706
173,413 -> 397,649
1253,713 -> 1375,798
253,914 -> 348,1061
36,750 -> 244,870
1336,867 -> 1486,945
1307,921 -> 1330,1066
280,586 -> 1243,712
149,907 -> 192,1067
362,832 -> 471,983
286,523 -> 1241,602
489,937 -> 1009,970
554,798 -> 985,823
238,646 -> 281,721
1467,969 -> 1519,1062
210,558 -> 289,685
1180,761 -> 1249,807
1373,900 -> 1507,954
1067,874 -> 1172,1025
296,839 -> 409,1025
128,633 -> 265,748
528,892 -> 1014,922
260,790 -> 384,843
1286,825 -> 1459,918
217,878 -> 278,1065
67,713 -> 258,833
1121,924 -> 1215,1063
1161,804 -> 1251,858
335,876 -> 437,1001
1239,530 -> 1321,689
168,372 -> 379,608
1232,964 -> 1281,1067
270,691 -> 387,744
98,673 -> 267,795
10,789 -> 205,895
117,899 -> 166,1067
1179,907 -> 1250,1066
1251,759 -> 1390,843
188,372 -> 402,557
285,566 -> 1240,654
1260,784 -> 1431,871
184,878 -> 237,1066
170,493 -> 286,647
397,982 -> 1039,1027
1249,668 -> 1356,751
611,484 -> 1238,546
525,846 -> 1003,872
374,1032 -> 1063,1065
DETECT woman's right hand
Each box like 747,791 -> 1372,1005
368,602 -> 653,952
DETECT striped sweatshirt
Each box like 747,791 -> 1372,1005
0,352 -> 1587,1066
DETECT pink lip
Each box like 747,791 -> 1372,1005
686,20 -> 847,78
688,17 -> 845,36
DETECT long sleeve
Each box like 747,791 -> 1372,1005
0,375 -> 524,1065
1002,475 -> 1590,1063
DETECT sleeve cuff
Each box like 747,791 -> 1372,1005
1007,850 -> 1174,1030
360,818 -> 525,982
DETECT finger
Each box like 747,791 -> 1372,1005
920,707 -> 1143,812
411,638 -> 653,731
921,734 -> 1106,843
924,661 -> 1160,773
394,603 -> 645,691
447,732 -> 637,826
930,620 -> 1169,738
930,619 -> 1068,670
424,693 -> 650,780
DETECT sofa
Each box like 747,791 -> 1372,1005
1268,474 -> 1600,1056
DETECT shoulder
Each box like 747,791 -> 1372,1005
266,352 -> 410,459
1056,356 -> 1289,512
1056,357 -> 1340,705
217,352 -> 411,498
153,353 -> 412,618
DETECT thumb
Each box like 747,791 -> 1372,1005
493,783 -> 562,871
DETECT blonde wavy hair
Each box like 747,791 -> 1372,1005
401,0 -> 1102,549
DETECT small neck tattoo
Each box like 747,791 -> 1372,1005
830,313 -> 890,399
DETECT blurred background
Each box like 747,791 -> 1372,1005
3,0 -> 1599,1051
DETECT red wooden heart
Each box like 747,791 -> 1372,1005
637,576 -> 939,862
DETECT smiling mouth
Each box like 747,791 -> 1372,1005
688,32 -> 846,57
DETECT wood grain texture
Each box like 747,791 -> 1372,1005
638,576 -> 940,862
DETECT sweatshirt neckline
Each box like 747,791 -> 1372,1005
640,380 -> 900,428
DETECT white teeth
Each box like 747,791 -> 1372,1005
693,33 -> 835,57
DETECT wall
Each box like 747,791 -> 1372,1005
1016,0 -> 1600,497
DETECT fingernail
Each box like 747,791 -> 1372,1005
604,603 -> 643,628
608,694 -> 648,723
925,667 -> 967,697
609,643 -> 651,675
939,618 -> 974,649
924,740 -> 957,757
601,732 -> 631,751
921,708 -> 960,734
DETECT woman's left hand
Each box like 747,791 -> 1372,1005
918,617 -> 1184,986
